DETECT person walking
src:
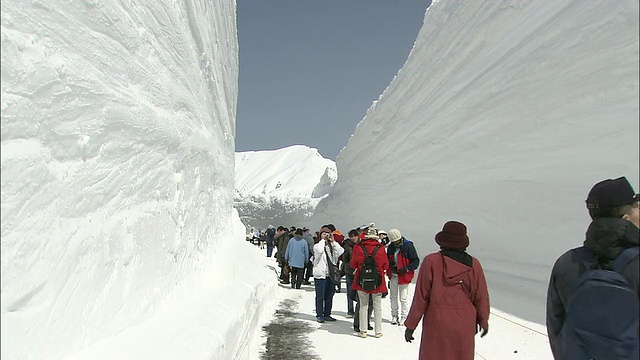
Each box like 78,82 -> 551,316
351,224 -> 389,338
275,226 -> 291,284
265,224 -> 276,257
386,228 -> 420,325
302,227 -> 314,285
404,221 -> 490,359
546,176 -> 639,360
285,228 -> 310,289
312,230 -> 344,323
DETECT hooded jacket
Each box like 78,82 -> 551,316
405,252 -> 490,360
546,218 -> 640,358
386,237 -> 420,284
285,235 -> 310,269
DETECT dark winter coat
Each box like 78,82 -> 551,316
350,238 -> 390,294
546,218 -> 640,359
386,237 -> 420,284
405,252 -> 490,360
275,232 -> 291,264
341,238 -> 357,275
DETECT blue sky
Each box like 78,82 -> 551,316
235,0 -> 431,160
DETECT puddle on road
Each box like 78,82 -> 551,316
260,298 -> 319,360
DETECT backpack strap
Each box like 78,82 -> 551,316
371,245 -> 381,257
612,246 -> 640,273
361,244 -> 370,257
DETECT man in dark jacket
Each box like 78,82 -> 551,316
546,176 -> 639,359
275,226 -> 291,284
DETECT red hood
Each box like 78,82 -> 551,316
442,254 -> 472,284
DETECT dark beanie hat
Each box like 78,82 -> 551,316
435,221 -> 470,250
586,176 -> 637,209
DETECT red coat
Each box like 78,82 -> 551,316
350,239 -> 390,294
405,252 -> 490,360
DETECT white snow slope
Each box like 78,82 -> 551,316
1,1 -> 277,359
235,145 -> 336,229
312,0 -> 639,325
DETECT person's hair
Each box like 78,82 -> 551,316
327,224 -> 336,231
348,229 -> 359,237
295,228 -> 304,236
277,226 -> 285,231
589,204 -> 634,220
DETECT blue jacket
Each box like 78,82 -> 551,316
285,236 -> 310,268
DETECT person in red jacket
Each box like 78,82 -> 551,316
404,221 -> 490,360
351,223 -> 390,338
386,228 -> 420,325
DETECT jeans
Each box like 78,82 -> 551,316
389,273 -> 410,320
314,278 -> 335,319
358,291 -> 382,334
345,274 -> 355,315
266,241 -> 273,257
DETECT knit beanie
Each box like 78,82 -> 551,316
435,221 -> 469,250
388,229 -> 402,243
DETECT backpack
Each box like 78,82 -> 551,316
357,244 -> 382,291
560,246 -> 639,360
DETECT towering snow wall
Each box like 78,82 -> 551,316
1,0 -> 242,358
313,0 -> 639,323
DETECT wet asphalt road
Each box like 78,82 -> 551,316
259,297 -> 320,360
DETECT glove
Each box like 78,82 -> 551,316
477,324 -> 488,337
404,328 -> 415,343
382,291 -> 388,298
398,267 -> 408,275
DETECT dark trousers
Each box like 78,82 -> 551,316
353,290 -> 373,331
304,259 -> 313,282
266,241 -> 273,257
291,267 -> 304,289
314,278 -> 335,319
279,263 -> 290,283
345,274 -> 355,315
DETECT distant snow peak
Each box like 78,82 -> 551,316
234,145 -> 337,228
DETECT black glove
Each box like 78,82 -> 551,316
398,267 -> 408,275
404,328 -> 415,343
382,291 -> 388,298
477,324 -> 488,337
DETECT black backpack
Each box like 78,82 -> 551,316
357,244 -> 382,291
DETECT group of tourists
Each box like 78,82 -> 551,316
257,176 -> 639,360
264,220 -> 491,358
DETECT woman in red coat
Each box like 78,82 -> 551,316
404,221 -> 490,360
351,224 -> 390,338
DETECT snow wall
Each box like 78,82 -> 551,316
2,1 -> 274,359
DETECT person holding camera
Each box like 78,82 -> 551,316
312,230 -> 344,323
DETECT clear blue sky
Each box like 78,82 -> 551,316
235,0 -> 431,160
